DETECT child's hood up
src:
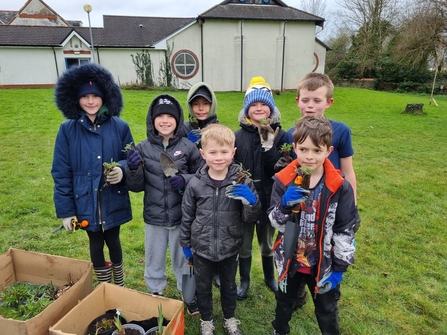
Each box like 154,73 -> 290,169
146,94 -> 184,138
186,82 -> 217,122
54,63 -> 123,119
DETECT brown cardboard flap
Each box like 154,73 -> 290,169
0,248 -> 93,335
50,283 -> 184,335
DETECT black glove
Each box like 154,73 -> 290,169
127,149 -> 142,170
354,205 -> 361,233
274,156 -> 293,172
169,176 -> 185,191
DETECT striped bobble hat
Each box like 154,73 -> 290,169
243,76 -> 275,116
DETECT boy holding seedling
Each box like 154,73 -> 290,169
233,76 -> 286,299
180,82 -> 219,147
269,115 -> 356,335
124,94 -> 203,315
52,62 -> 134,286
280,72 -> 360,309
180,123 -> 261,335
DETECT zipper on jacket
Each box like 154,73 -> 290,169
213,187 -> 219,258
163,148 -> 169,224
98,189 -> 103,227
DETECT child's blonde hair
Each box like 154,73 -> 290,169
297,72 -> 334,100
201,123 -> 235,148
293,116 -> 333,149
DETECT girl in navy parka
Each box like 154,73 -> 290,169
52,63 -> 134,286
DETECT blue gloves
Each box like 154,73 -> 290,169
316,271 -> 343,294
169,175 -> 185,191
225,183 -> 257,206
182,247 -> 193,260
187,129 -> 201,144
127,149 -> 142,170
281,186 -> 310,208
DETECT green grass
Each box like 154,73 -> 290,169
0,87 -> 446,334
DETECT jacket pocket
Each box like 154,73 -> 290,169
106,185 -> 130,213
74,186 -> 91,217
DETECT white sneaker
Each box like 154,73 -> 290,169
200,319 -> 215,335
223,317 -> 242,335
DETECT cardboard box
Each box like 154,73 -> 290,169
0,248 -> 93,335
50,283 -> 185,335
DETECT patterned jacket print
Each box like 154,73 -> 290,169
268,158 -> 356,291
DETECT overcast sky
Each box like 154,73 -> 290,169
3,0 -> 338,28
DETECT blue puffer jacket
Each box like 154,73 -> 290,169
52,63 -> 134,232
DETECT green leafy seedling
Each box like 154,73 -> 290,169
157,303 -> 164,334
114,313 -> 124,335
102,159 -> 122,187
280,143 -> 293,161
122,142 -> 134,152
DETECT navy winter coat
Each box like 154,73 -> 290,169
52,63 -> 134,232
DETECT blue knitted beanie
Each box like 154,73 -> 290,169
243,76 -> 275,116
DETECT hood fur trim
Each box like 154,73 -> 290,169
54,63 -> 123,119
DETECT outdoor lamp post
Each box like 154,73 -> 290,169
83,4 -> 96,63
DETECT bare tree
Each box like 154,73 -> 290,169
334,0 -> 403,32
300,0 -> 327,16
393,0 -> 447,70
331,0 -> 405,76
291,0 -> 329,37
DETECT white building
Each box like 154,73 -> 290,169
0,0 -> 329,91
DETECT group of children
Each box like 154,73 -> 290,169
51,62 -> 358,335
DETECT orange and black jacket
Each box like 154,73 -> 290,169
267,158 -> 356,289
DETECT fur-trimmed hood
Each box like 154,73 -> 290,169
54,63 -> 123,120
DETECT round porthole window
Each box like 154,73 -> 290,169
171,50 -> 199,80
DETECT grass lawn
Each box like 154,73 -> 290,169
0,87 -> 446,334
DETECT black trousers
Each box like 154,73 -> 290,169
87,226 -> 122,267
272,272 -> 340,335
194,254 -> 238,321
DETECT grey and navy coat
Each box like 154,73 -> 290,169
268,158 -> 356,291
52,63 -> 134,232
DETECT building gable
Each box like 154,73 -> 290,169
199,0 -> 324,27
8,0 -> 70,26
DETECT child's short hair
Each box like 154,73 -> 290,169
293,116 -> 333,148
297,72 -> 334,100
201,123 -> 235,148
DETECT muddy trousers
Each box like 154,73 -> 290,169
272,272 -> 340,335
194,254 -> 238,322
